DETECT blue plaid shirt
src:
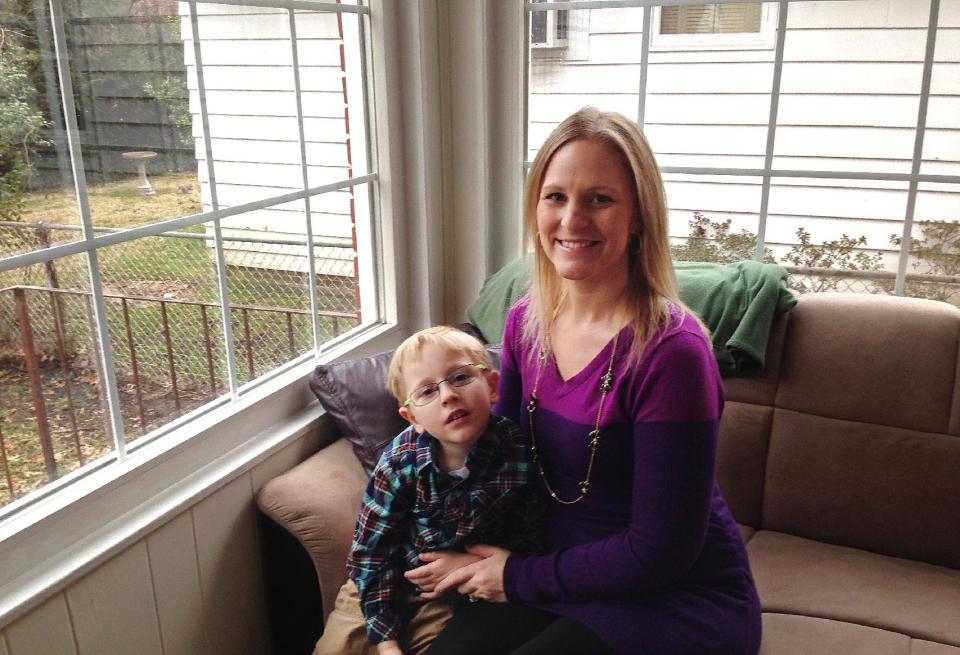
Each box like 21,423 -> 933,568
346,415 -> 542,644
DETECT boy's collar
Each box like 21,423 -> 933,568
413,416 -> 504,476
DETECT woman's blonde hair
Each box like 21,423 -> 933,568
386,326 -> 491,404
522,107 -> 688,361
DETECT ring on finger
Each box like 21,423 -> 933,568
467,594 -> 479,603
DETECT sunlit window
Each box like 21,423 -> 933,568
0,0 -> 377,510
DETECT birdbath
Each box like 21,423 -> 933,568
121,151 -> 158,195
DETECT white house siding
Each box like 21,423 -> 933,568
180,4 -> 366,280
528,0 -> 960,273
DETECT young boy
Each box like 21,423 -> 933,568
315,326 -> 542,655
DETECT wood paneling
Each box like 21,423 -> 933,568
4,595 -> 77,655
147,513 -> 208,655
67,542 -> 162,655
193,474 -> 271,655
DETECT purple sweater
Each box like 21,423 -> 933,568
495,301 -> 761,655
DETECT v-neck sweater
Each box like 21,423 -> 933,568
495,299 -> 761,655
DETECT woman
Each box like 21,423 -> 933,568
411,107 -> 761,655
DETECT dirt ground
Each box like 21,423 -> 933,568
0,351 -> 213,505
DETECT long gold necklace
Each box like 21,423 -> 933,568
527,332 -> 619,505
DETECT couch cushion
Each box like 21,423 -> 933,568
717,401 -> 773,528
759,613 -> 960,655
760,613 -> 909,655
747,531 -> 960,648
774,294 -> 959,435
762,408 -> 960,568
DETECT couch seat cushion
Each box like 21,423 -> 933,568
748,531 -> 960,647
760,614 -> 960,655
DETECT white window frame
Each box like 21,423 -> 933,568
650,3 -> 778,51
0,0 -> 446,626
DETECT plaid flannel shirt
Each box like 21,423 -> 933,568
346,414 -> 542,644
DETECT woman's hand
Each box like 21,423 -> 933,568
432,544 -> 510,603
376,639 -> 404,655
404,551 -> 483,595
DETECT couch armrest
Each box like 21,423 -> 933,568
256,438 -> 368,620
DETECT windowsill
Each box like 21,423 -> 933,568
0,320 -> 402,627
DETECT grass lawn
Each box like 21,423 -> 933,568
20,172 -> 203,228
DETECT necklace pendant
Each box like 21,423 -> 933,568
588,429 -> 601,447
600,371 -> 614,393
579,480 -> 591,494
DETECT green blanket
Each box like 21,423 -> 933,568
466,256 -> 796,377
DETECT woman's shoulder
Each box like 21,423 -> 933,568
646,304 -> 713,360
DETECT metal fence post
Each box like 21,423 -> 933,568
0,419 -> 16,500
13,288 -> 58,481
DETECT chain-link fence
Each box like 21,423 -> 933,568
0,220 -> 360,504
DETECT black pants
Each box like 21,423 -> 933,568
424,601 -> 614,655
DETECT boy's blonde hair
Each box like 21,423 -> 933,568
386,326 -> 492,403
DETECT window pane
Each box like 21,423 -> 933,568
666,174 -> 765,264
922,11 -> 959,177
187,3 -> 302,209
768,176 -> 906,295
527,6 -> 645,161
97,231 -> 229,442
775,0 -> 927,175
54,0 -> 201,229
0,0 -> 81,258
647,4 -> 776,169
904,183 -> 960,304
0,255 -> 115,507
297,9 -> 371,185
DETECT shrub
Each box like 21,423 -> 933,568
781,227 -> 884,293
671,211 -> 774,264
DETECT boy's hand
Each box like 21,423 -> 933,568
404,551 -> 483,597
376,639 -> 404,655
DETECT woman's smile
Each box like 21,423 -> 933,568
537,138 -> 637,287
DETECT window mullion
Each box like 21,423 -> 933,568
755,1 -> 788,261
47,0 -> 127,456
288,10 -> 323,352
189,0 -> 240,397
895,0 -> 939,296
636,6 -> 652,128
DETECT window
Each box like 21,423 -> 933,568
0,0 -> 380,514
526,0 -> 960,301
530,0 -> 568,49
652,2 -> 777,50
660,4 -> 762,35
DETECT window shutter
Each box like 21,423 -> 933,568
661,3 -> 762,35
717,3 -> 762,33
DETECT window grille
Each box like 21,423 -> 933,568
0,0 -> 379,512
525,0 -> 959,301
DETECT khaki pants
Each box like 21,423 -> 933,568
314,581 -> 455,655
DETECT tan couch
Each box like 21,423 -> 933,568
258,292 -> 960,654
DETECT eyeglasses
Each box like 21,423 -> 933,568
403,363 -> 488,407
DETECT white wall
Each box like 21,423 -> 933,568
528,0 -> 960,270
0,428 -> 322,655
